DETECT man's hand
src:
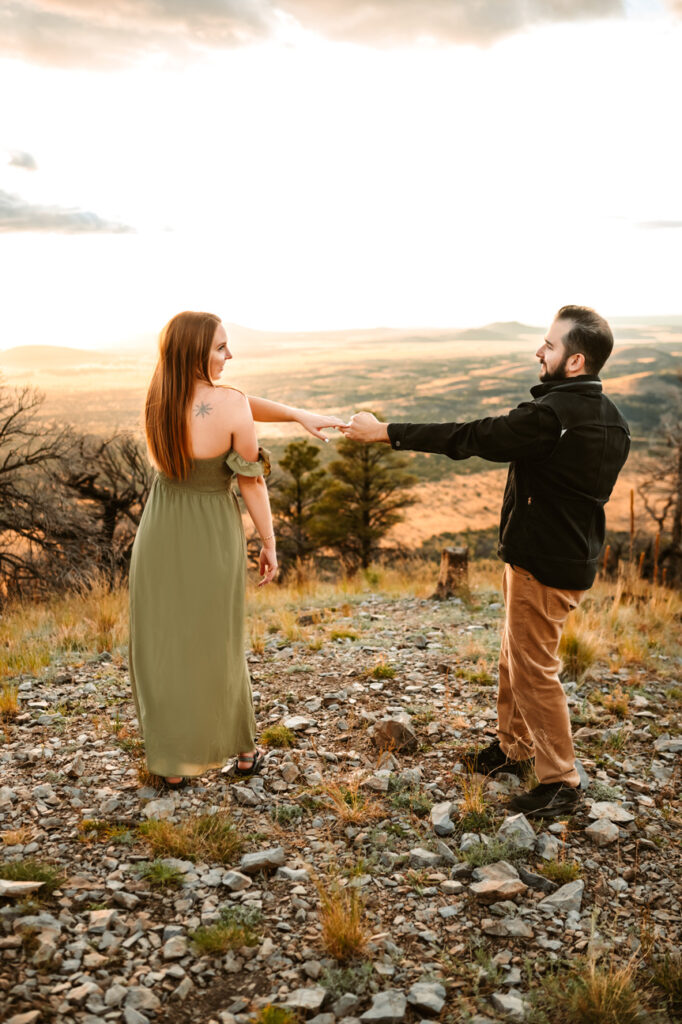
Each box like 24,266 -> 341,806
338,412 -> 390,443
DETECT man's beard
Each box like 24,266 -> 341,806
539,354 -> 570,382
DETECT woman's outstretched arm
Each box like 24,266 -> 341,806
247,396 -> 345,440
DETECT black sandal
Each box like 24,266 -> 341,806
232,749 -> 265,777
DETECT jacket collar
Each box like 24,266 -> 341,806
531,375 -> 602,399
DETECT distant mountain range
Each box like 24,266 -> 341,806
6,317 -> 681,370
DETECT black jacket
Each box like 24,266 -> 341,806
387,376 -> 631,590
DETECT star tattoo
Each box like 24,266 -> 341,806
194,401 -> 213,418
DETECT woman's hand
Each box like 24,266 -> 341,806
258,544 -> 278,586
296,410 -> 347,440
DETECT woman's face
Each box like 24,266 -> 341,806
209,323 -> 232,381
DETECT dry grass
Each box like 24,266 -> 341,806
1,826 -> 32,846
0,576 -> 128,680
0,681 -> 19,720
459,770 -> 487,817
598,685 -> 630,719
315,875 -> 370,962
559,627 -> 601,680
567,566 -> 682,677
250,616 -> 266,654
530,954 -> 645,1024
138,810 -> 243,865
321,775 -> 385,825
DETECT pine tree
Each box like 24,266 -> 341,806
270,438 -> 327,572
311,435 -> 417,571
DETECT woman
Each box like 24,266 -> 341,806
129,311 -> 341,785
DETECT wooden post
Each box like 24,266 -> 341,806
433,546 -> 469,600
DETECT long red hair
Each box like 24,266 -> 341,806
145,311 -> 221,479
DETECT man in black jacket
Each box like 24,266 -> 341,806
340,306 -> 630,818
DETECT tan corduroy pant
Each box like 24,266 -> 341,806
497,563 -> 584,786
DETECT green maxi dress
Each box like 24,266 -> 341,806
129,448 -> 266,778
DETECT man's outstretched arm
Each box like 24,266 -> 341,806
340,406 -> 560,462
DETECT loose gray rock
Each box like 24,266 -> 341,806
142,796 -> 176,820
223,870 -> 252,891
283,986 -> 327,1011
239,847 -> 286,873
408,848 -> 442,869
407,980 -> 447,1014
333,993 -> 360,1016
490,991 -> 526,1021
281,762 -> 300,783
517,864 -> 557,893
539,879 -> 585,914
231,785 -> 261,806
588,801 -> 634,823
373,714 -> 418,753
496,812 -> 535,850
125,986 -> 161,1011
276,866 -> 310,882
162,935 -> 188,960
575,758 -> 590,789
654,735 -> 682,753
470,861 -> 527,902
430,801 -> 455,837
483,916 -> 535,939
0,879 -> 44,897
283,715 -> 316,731
361,989 -> 408,1022
535,833 -> 561,860
585,818 -> 620,846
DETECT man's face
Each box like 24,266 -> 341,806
536,318 -> 573,382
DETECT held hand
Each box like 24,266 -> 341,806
258,545 -> 278,587
297,410 -> 347,440
338,411 -> 389,443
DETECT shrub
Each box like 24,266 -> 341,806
537,859 -> 582,884
260,724 -> 296,748
0,859 -> 61,894
138,811 -> 243,864
316,877 -> 369,962
559,629 -> 598,680
191,905 -> 262,955
136,859 -> 184,889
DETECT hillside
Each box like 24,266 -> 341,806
0,567 -> 680,1022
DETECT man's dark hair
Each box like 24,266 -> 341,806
555,305 -> 614,376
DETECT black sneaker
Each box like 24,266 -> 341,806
507,782 -> 582,819
462,739 -> 533,778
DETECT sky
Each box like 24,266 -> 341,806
1,0 -> 681,350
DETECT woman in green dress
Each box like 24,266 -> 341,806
130,311 -> 341,785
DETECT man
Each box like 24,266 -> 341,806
340,306 -> 630,819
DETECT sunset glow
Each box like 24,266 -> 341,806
1,2 -> 681,350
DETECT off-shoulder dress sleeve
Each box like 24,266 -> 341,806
225,446 -> 272,478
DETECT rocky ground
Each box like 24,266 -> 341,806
1,586 -> 681,1024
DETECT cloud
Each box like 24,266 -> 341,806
0,189 -> 134,233
637,220 -> 682,229
277,0 -> 626,46
3,0 -> 680,64
9,150 -> 38,170
0,0 -> 275,69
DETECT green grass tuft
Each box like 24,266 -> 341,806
260,724 -> 297,748
191,905 -> 262,954
0,859 -> 62,894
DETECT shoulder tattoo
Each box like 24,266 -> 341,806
194,401 -> 213,419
